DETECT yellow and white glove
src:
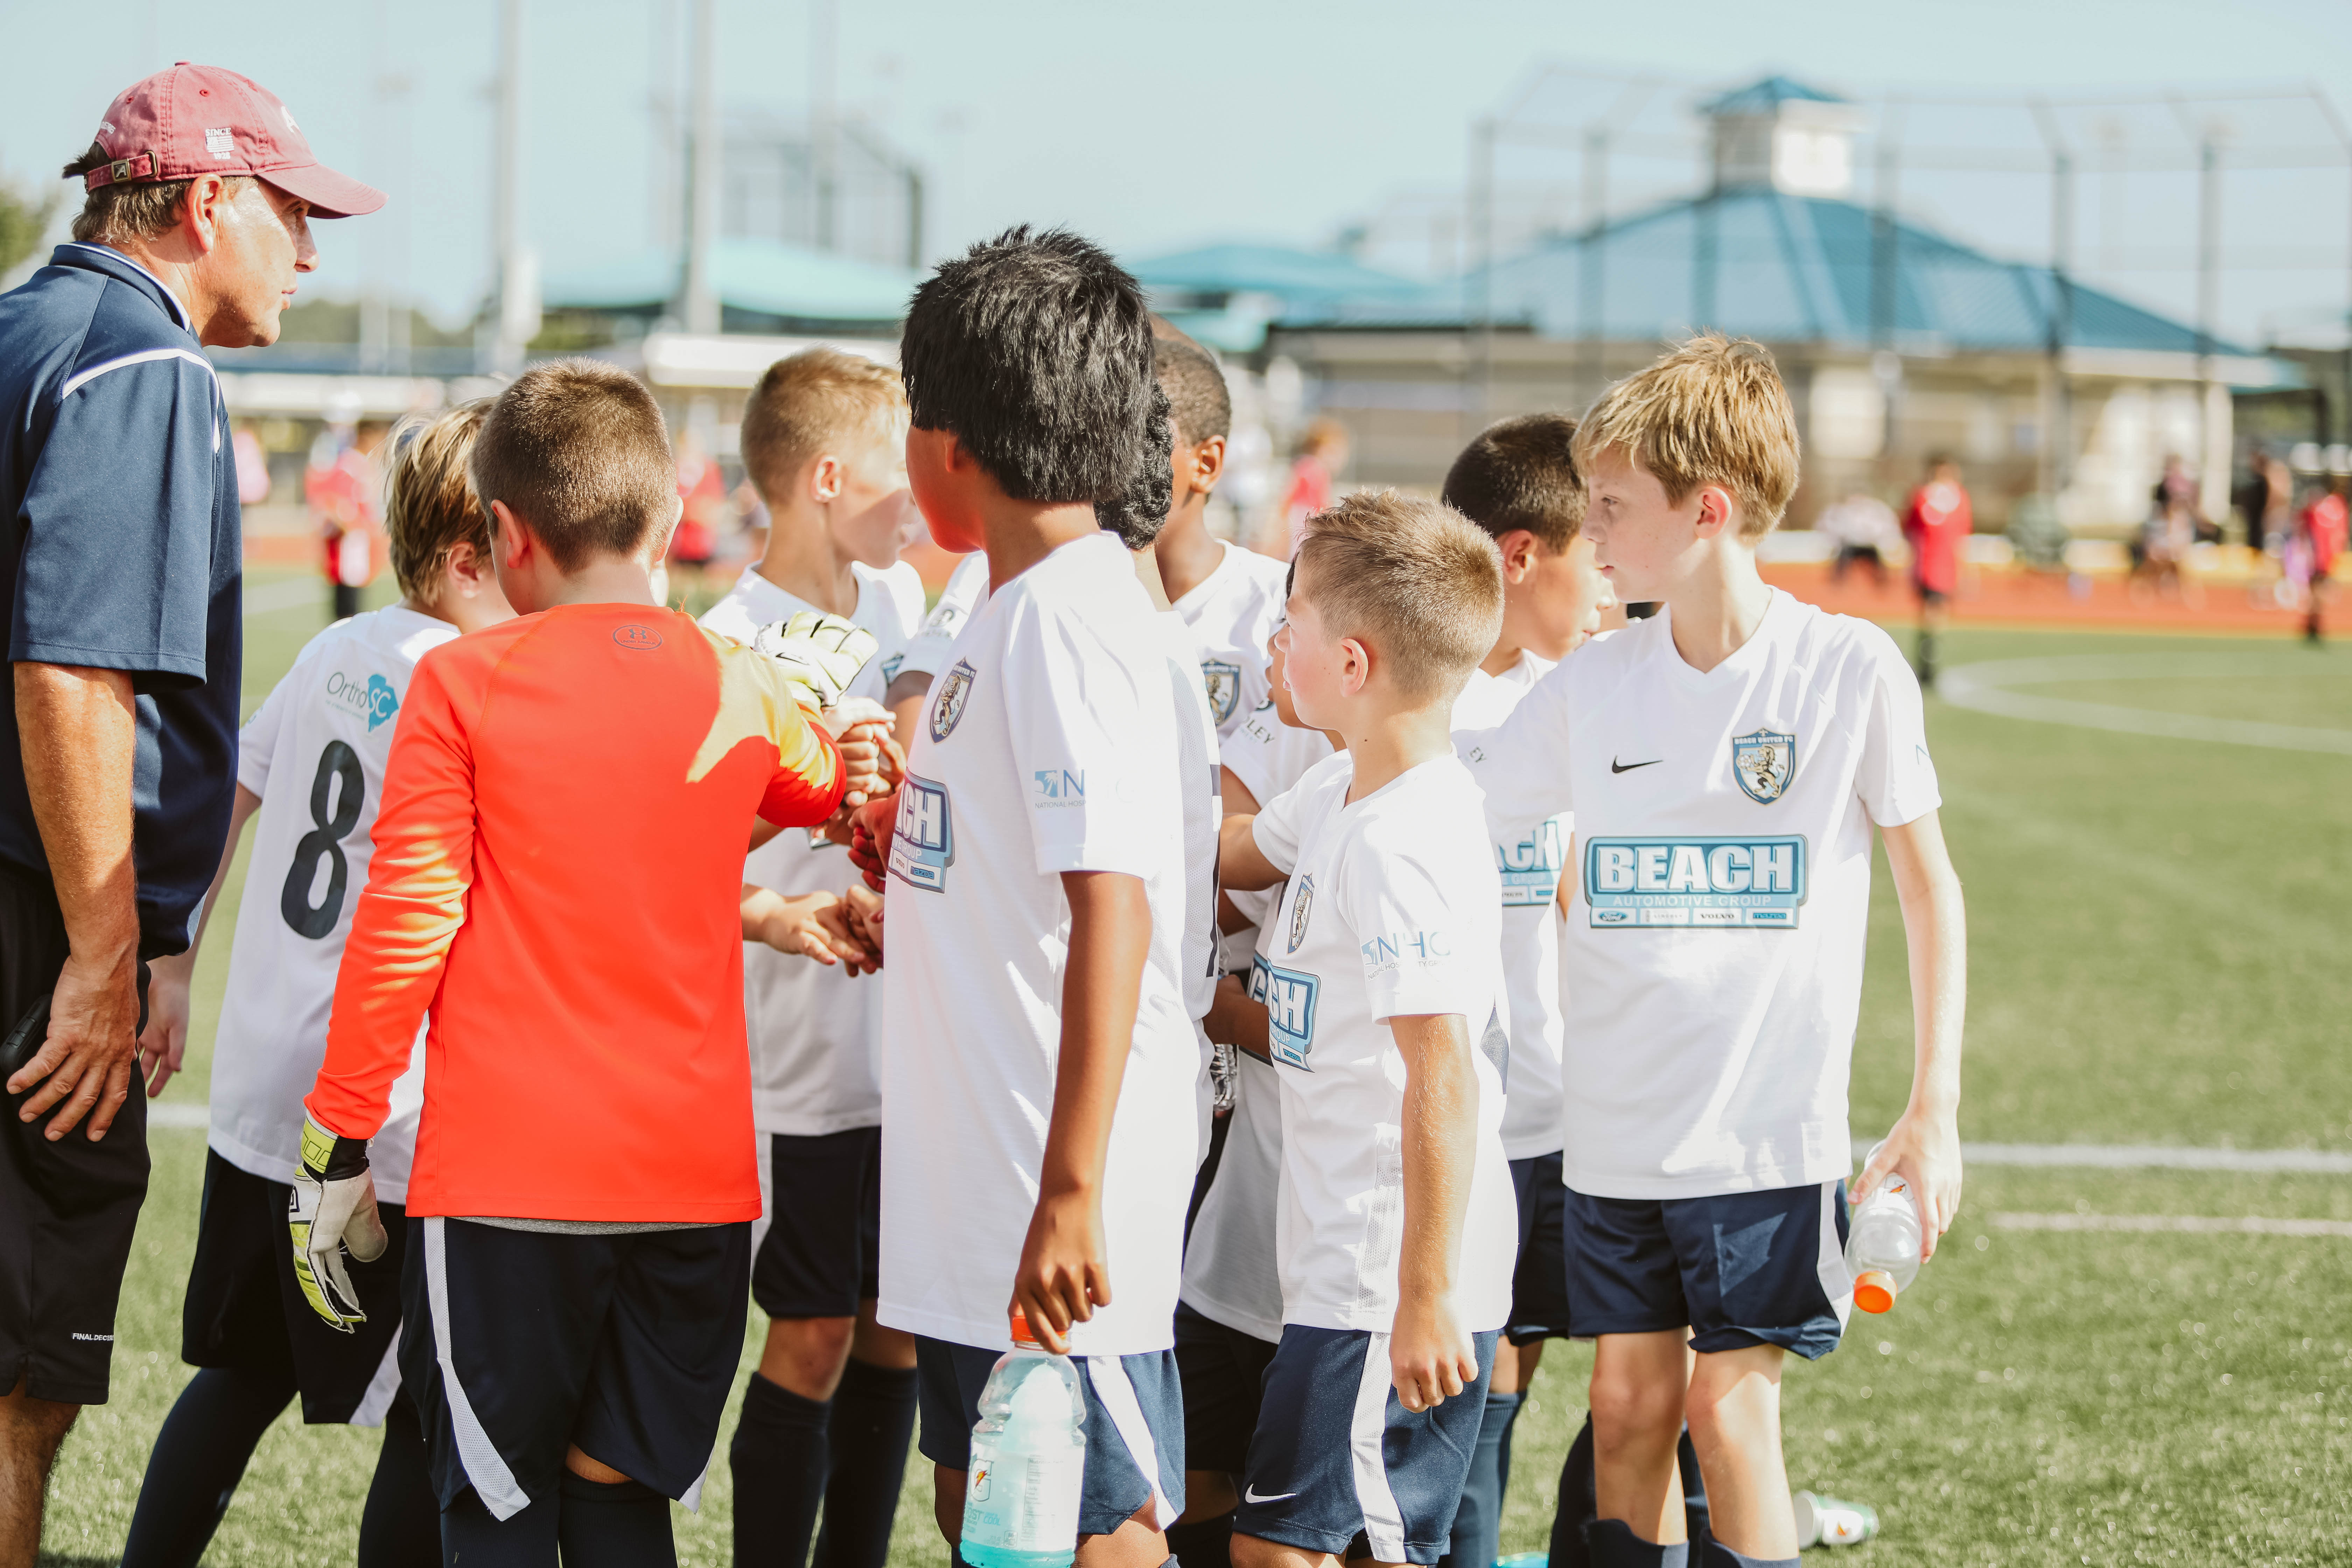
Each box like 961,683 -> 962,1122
289,1115 -> 388,1333
752,611 -> 879,712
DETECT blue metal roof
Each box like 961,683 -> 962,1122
542,238 -> 918,326
1700,76 -> 1849,115
1133,244 -> 1424,309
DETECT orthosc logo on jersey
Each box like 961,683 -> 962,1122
323,669 -> 400,732
1496,817 -> 1564,906
888,774 -> 954,892
930,659 -> 976,742
1200,660 -> 1242,724
1247,953 -> 1319,1070
1583,835 -> 1807,929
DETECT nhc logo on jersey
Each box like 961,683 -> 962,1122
1032,768 -> 1085,806
1200,660 -> 1242,724
1731,729 -> 1797,803
1247,953 -> 1319,1070
930,660 -> 976,742
888,774 -> 954,891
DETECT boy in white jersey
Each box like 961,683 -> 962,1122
122,404 -> 513,1568
697,348 -> 924,1568
1147,332 -> 1290,740
1456,335 -> 1966,1568
1214,492 -> 1516,1568
1435,414 -> 1619,1568
854,227 -> 1195,1565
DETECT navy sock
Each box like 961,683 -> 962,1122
1166,1514 -> 1234,1568
813,1358 -> 918,1568
1583,1519 -> 1689,1568
1443,1388 -> 1525,1568
731,1371 -> 832,1568
1676,1428 -> 1708,1552
1698,1542 -> 1794,1568
1547,1412 -> 1598,1568
442,1485 -> 559,1568
557,1470 -> 677,1568
121,1364 -> 296,1568
357,1396 -> 443,1568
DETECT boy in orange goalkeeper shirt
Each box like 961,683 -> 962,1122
292,360 -> 892,1567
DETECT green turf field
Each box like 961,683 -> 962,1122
33,584 -> 2352,1566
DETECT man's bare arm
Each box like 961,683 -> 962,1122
1389,1012 -> 1483,1412
1856,811 -> 1967,1256
7,663 -> 142,1140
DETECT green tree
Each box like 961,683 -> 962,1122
0,168 -> 62,277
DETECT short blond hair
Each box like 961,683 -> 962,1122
1294,490 -> 1503,702
738,348 -> 907,504
1573,332 -> 1799,537
383,400 -> 494,599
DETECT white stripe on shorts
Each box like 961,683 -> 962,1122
1085,1356 -> 1177,1531
1350,1333 -> 1407,1564
1816,1180 -> 1853,1332
349,1333 -> 403,1428
424,1218 -> 533,1520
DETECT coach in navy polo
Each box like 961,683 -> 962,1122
0,64 -> 381,1559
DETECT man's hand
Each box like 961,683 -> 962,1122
754,611 -> 880,710
744,887 -> 881,975
847,792 -> 897,894
1853,1108 -> 1963,1261
289,1117 -> 387,1332
9,945 -> 142,1141
1390,1291 -> 1478,1413
137,950 -> 196,1098
1011,1185 -> 1110,1355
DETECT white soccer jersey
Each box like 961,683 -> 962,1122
1453,652 -> 1570,1161
1216,698 -> 1335,967
1459,590 -> 1941,1200
212,608 -> 450,1201
701,560 -> 926,1136
877,532 -> 1196,1355
898,550 -> 989,682
1249,751 -> 1517,1334
1171,540 -> 1289,739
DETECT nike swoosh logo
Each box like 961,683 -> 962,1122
1244,1486 -> 1300,1504
1611,757 -> 1661,773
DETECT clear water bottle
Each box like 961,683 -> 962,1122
1844,1143 -> 1923,1314
962,1310 -> 1087,1568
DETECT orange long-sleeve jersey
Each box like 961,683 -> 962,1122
306,604 -> 847,1222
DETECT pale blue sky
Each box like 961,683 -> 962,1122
2,0 -> 2347,343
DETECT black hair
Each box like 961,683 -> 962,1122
1096,382 -> 1174,549
900,225 -> 1154,504
1442,413 -> 1585,552
1154,334 -> 1231,445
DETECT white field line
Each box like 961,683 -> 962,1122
1993,1211 -> 2352,1239
243,578 -> 324,617
1939,654 -> 2352,755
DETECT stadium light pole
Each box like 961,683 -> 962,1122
492,0 -> 537,374
2311,82 -> 2352,447
1580,126 -> 1608,406
1465,115 -> 1497,442
682,0 -> 720,334
2029,97 -> 2075,498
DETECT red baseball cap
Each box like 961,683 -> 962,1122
79,63 -> 385,219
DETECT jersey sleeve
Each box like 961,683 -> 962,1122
1338,831 -> 1492,1024
999,602 -> 1167,878
756,694 -> 848,828
237,667 -> 295,798
1455,658 -> 1575,827
899,554 -> 988,680
307,647 -> 477,1141
14,353 -> 223,688
1853,634 -> 1942,828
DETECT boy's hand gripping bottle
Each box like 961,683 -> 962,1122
1845,1143 -> 1924,1314
962,1310 -> 1088,1568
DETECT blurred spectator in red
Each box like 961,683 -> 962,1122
307,419 -> 388,620
1818,489 -> 1898,589
668,435 -> 727,601
231,421 -> 271,507
1902,455 -> 1970,689
1266,416 -> 1348,556
2290,477 -> 2346,644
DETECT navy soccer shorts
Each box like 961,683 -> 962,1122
1172,1300 -> 1278,1476
916,1335 -> 1185,1537
181,1149 -> 409,1422
1233,1324 -> 1499,1566
752,1126 -> 881,1318
1562,1180 -> 1853,1358
1505,1151 -> 1573,1346
398,1217 -> 750,1519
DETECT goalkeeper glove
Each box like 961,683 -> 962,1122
753,611 -> 879,711
289,1115 -> 388,1333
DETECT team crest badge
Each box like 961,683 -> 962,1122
1730,729 -> 1797,804
1286,874 -> 1315,953
930,659 -> 976,742
1200,660 -> 1242,724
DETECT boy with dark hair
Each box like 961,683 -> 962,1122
1213,490 -> 1515,1568
122,401 -> 512,1568
1457,335 -> 1965,1568
699,347 -> 924,1568
859,227 -> 1195,1568
293,358 -> 893,1567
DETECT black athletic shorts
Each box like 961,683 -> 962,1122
1172,1299 -> 1277,1475
1505,1150 -> 1573,1346
398,1216 -> 751,1519
754,1126 -> 880,1318
181,1148 -> 410,1423
0,868 -> 150,1405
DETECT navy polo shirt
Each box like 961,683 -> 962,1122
0,244 -> 242,958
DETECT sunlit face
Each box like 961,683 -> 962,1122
826,416 -> 919,569
1265,624 -> 1304,729
202,180 -> 316,348
1581,446 -> 1719,606
1273,570 -> 1359,733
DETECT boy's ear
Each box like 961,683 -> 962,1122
1185,435 -> 1227,497
1496,528 -> 1543,582
808,454 -> 843,505
1339,635 -> 1373,696
488,500 -> 531,569
1693,484 -> 1736,539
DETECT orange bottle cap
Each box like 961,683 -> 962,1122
1009,1308 -> 1042,1347
1853,1269 -> 1897,1314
